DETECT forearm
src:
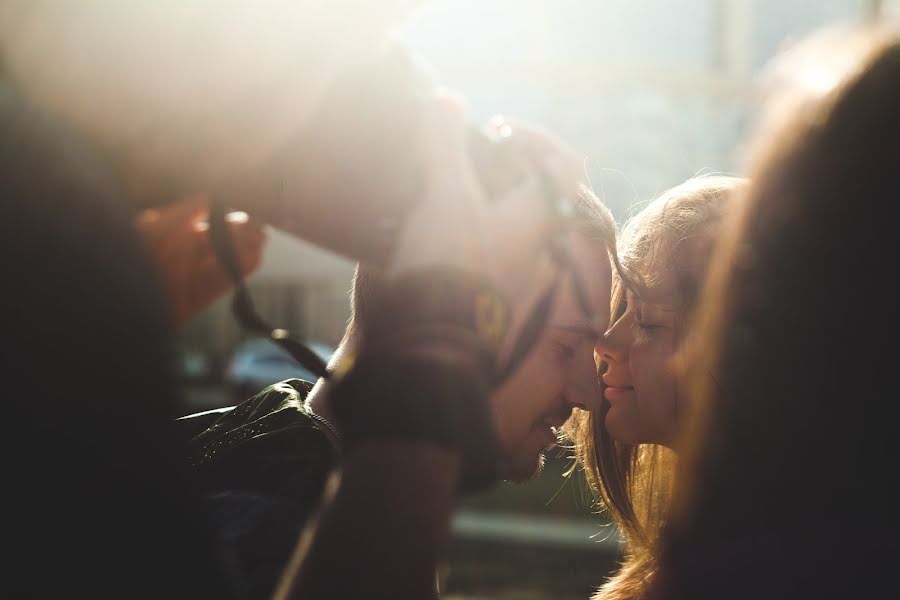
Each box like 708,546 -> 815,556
275,441 -> 459,599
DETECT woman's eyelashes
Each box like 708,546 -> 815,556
635,319 -> 664,333
627,298 -> 673,335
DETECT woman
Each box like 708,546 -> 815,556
567,175 -> 746,599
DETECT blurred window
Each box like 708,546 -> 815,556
883,0 -> 900,19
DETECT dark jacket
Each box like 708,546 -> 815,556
185,379 -> 339,599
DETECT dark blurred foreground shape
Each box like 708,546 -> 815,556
1,69 -> 237,597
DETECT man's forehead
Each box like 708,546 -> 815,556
551,266 -> 611,335
550,320 -> 606,341
552,250 -> 613,333
575,239 -> 613,323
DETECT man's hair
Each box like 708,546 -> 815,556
570,183 -> 618,255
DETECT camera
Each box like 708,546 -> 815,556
217,43 -> 527,267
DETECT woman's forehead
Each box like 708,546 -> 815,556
626,273 -> 680,311
623,229 -> 717,306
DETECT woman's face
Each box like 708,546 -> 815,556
594,274 -> 684,447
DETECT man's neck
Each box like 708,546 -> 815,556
305,378 -> 336,427
304,342 -> 353,448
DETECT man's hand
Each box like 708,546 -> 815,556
388,93 -> 583,366
277,93 -> 587,600
136,196 -> 267,329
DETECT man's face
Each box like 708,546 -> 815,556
489,234 -> 612,482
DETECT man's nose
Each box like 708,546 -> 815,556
565,343 -> 602,411
595,316 -> 629,366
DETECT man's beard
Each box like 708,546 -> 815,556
500,449 -> 547,484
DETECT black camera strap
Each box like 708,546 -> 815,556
208,196 -> 595,388
207,200 -> 330,380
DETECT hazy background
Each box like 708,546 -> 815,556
177,2 -> 899,598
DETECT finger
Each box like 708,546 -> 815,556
184,219 -> 266,285
179,249 -> 239,324
136,196 -> 208,258
195,233 -> 263,279
227,219 -> 268,246
193,255 -> 238,292
157,195 -> 209,230
140,216 -> 199,265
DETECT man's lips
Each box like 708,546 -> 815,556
602,380 -> 634,402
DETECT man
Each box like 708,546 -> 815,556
0,2 -> 451,597
185,182 -> 616,597
3,2 -> 609,596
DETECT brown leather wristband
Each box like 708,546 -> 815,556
364,267 -> 511,381
329,351 -> 502,494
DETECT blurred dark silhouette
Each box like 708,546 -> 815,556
649,25 -> 900,600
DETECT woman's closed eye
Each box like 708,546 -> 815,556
629,297 -> 675,335
635,319 -> 665,332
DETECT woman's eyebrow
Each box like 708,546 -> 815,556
640,300 -> 680,313
629,290 -> 679,313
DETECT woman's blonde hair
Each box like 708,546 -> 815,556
567,175 -> 745,600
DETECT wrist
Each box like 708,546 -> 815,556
330,352 -> 501,493
365,266 -> 511,382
